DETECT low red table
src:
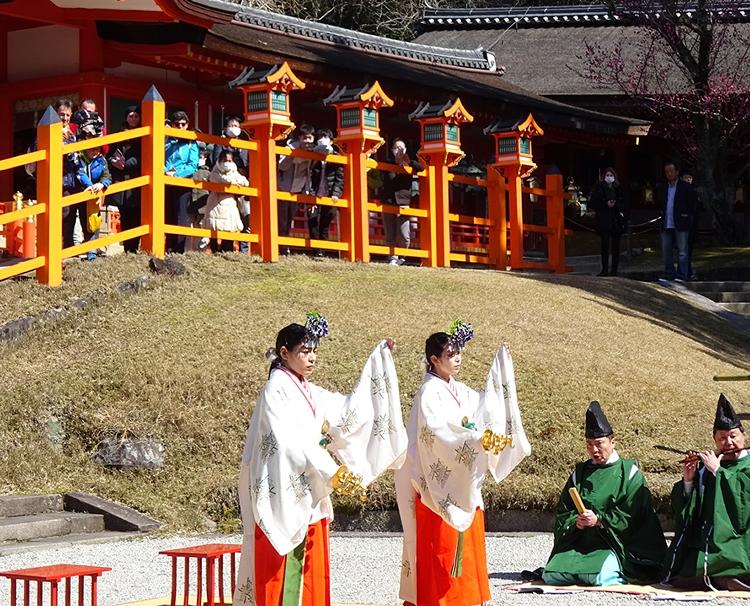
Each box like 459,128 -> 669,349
159,543 -> 241,606
0,564 -> 111,606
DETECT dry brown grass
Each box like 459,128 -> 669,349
0,255 -> 152,325
0,253 -> 748,529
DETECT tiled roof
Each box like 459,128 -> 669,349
178,0 -> 498,72
419,3 -> 750,30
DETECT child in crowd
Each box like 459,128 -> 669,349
200,149 -> 247,252
73,111 -> 110,260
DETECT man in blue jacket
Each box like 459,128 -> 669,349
659,160 -> 697,282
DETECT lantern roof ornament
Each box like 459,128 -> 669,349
484,113 -> 544,137
409,98 -> 474,124
228,62 -> 305,92
323,81 -> 394,108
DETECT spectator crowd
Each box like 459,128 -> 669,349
28,98 -> 424,264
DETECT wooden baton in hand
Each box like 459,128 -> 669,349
569,487 -> 586,514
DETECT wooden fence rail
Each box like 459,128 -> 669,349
0,83 -> 569,287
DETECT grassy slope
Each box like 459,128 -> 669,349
1,254 -> 749,530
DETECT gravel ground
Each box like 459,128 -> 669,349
0,533 -> 747,605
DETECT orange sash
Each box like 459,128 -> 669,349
254,519 -> 330,606
414,497 -> 490,606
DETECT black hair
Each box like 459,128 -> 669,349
218,149 -> 234,163
80,97 -> 96,108
664,159 -> 680,171
392,137 -> 406,146
269,323 -> 308,376
225,115 -> 242,125
425,332 -> 456,372
316,128 -> 333,140
54,98 -> 73,111
171,110 -> 189,124
297,124 -> 315,137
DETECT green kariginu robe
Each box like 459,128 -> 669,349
544,453 -> 667,583
664,452 -> 750,584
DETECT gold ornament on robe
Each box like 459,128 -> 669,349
481,429 -> 513,455
332,465 -> 367,502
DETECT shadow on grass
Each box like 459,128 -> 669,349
516,273 -> 750,373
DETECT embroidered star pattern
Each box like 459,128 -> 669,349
438,494 -> 457,518
418,475 -> 428,491
338,409 -> 358,434
371,373 -> 386,397
287,472 -> 311,501
252,475 -> 276,502
384,372 -> 393,393
455,441 -> 478,469
429,459 -> 451,488
419,425 -> 435,449
502,382 -> 510,400
401,558 -> 411,577
235,578 -> 255,605
372,414 -> 394,440
259,431 -> 278,462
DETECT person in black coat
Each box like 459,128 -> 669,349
308,129 -> 344,255
657,160 -> 697,281
590,167 -> 628,276
107,106 -> 142,253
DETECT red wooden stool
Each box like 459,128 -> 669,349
159,543 -> 240,606
0,564 -> 110,606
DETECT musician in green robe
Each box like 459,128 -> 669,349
664,393 -> 750,591
542,401 -> 667,586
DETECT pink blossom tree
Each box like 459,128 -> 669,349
579,0 -> 750,242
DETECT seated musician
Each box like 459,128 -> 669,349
542,401 -> 666,586
664,394 -> 750,591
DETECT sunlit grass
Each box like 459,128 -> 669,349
1,253 -> 748,529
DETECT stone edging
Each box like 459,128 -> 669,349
0,274 -> 154,343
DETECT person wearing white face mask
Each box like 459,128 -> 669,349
200,150 -> 248,252
590,167 -> 627,277
309,129 -> 344,257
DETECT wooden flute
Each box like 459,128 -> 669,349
654,444 -> 745,463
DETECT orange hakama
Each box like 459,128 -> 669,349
254,520 -> 330,606
414,497 -> 490,606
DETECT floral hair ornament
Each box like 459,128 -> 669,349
448,319 -> 474,350
305,311 -> 330,347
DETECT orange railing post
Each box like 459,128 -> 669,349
410,98 -> 474,268
140,85 -> 166,257
324,82 -> 394,262
35,106 -> 63,286
252,135 -> 280,262
484,114 -> 544,271
486,167 -> 508,270
418,166 -> 438,268
507,174 -> 524,270
230,63 -> 305,262
546,172 -> 566,273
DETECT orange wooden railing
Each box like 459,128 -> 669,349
0,85 -> 568,286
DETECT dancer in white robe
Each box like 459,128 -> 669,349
233,313 -> 407,606
396,322 -> 531,606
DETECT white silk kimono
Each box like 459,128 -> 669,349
233,341 -> 407,606
395,344 -> 531,603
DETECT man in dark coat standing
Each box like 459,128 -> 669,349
659,160 -> 696,281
